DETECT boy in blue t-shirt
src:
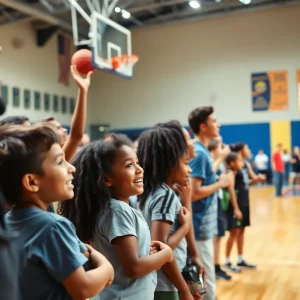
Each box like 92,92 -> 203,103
0,124 -> 114,300
188,106 -> 233,300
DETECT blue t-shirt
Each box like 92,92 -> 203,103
189,141 -> 218,240
5,208 -> 88,300
92,199 -> 157,300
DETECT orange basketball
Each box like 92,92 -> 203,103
71,49 -> 94,75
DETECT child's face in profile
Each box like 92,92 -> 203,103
230,154 -> 244,171
108,145 -> 144,200
34,143 -> 76,204
172,153 -> 192,186
210,142 -> 222,160
183,128 -> 195,159
48,120 -> 68,146
241,144 -> 251,158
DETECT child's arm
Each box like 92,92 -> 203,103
191,172 -> 233,201
151,220 -> 194,300
174,182 -> 199,254
167,206 -> 191,250
63,66 -> 92,162
41,219 -> 113,300
246,161 -> 265,184
62,245 -> 114,300
112,235 -> 173,278
190,155 -> 228,201
212,145 -> 230,172
173,182 -> 206,280
227,178 -> 242,220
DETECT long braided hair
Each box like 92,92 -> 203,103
58,133 -> 133,242
137,120 -> 187,209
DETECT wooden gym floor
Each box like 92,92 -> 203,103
216,186 -> 300,300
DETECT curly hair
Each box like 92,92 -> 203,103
58,133 -> 133,243
137,121 -> 187,209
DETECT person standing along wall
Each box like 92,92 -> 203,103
272,144 -> 284,197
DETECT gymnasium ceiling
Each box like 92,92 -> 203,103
0,0 -> 299,34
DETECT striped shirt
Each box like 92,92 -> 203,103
140,183 -> 187,292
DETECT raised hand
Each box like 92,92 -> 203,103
71,65 -> 93,92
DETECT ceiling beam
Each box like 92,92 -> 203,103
0,0 -> 73,32
0,16 -> 35,28
0,4 -> 16,21
142,0 -> 300,27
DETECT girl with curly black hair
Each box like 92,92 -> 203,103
60,133 -> 173,300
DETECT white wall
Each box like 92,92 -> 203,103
89,4 -> 300,129
0,22 -> 78,124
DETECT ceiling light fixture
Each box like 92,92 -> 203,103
189,0 -> 201,9
115,7 -> 121,13
122,10 -> 131,19
239,0 -> 251,4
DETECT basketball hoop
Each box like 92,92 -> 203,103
111,54 -> 139,70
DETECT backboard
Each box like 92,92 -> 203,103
68,0 -> 138,79
91,11 -> 134,78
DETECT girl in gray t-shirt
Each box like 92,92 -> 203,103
60,134 -> 173,300
137,122 -> 203,300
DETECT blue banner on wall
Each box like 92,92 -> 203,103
252,71 -> 288,111
252,72 -> 270,111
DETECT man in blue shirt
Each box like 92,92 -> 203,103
188,106 -> 233,300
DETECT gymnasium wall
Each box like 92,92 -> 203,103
115,120 -> 300,163
87,4 -> 300,157
0,22 -> 78,124
89,4 -> 300,131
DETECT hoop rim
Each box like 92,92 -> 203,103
111,54 -> 139,69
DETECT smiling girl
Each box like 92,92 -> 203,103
60,134 -> 173,300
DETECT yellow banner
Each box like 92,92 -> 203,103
270,120 -> 291,154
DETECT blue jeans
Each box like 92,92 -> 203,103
274,171 -> 284,196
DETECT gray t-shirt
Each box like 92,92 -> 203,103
140,184 -> 187,292
5,208 -> 88,300
92,199 -> 157,300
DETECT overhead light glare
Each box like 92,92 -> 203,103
122,10 -> 131,19
189,0 -> 201,9
239,0 -> 251,5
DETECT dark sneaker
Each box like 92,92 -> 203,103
224,262 -> 242,273
237,260 -> 257,269
216,268 -> 232,281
